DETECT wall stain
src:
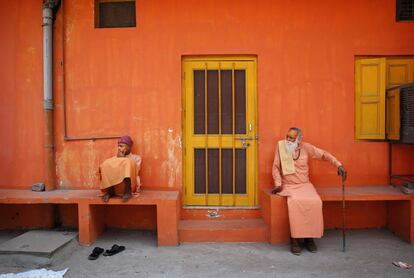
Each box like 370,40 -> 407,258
164,129 -> 181,187
143,129 -> 181,187
57,141 -> 101,189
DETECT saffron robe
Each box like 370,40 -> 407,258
272,142 -> 341,238
100,153 -> 142,196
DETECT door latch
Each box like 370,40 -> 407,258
242,139 -> 250,149
237,138 -> 251,149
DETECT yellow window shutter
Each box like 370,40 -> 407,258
384,58 -> 413,140
386,87 -> 400,140
355,58 -> 386,140
386,58 -> 414,89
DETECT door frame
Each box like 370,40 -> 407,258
181,56 -> 258,207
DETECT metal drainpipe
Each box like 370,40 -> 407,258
43,0 -> 58,190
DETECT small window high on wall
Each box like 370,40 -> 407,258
397,0 -> 414,21
95,0 -> 136,28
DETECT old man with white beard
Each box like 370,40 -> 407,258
272,127 -> 347,255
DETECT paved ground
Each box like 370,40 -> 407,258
0,229 -> 413,277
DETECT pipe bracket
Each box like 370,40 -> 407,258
44,100 -> 54,110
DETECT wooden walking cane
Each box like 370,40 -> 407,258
342,178 -> 346,252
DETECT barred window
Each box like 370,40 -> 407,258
397,0 -> 414,21
95,0 -> 136,28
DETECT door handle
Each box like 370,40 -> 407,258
237,138 -> 250,149
234,136 -> 259,149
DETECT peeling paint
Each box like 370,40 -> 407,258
56,141 -> 101,189
64,21 -> 73,43
142,130 -> 156,156
82,141 -> 99,188
142,129 -> 181,187
56,144 -> 75,189
163,130 -> 181,187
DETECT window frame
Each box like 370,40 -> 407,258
396,0 -> 414,22
94,0 -> 136,29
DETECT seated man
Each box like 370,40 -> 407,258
272,127 -> 347,255
99,135 -> 142,202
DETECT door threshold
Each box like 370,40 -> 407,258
182,206 -> 261,210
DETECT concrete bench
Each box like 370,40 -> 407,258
260,185 -> 414,244
0,189 -> 180,246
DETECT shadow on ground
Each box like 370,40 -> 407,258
0,229 -> 413,277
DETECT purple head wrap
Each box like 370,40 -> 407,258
118,135 -> 133,147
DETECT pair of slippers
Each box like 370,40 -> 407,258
88,244 -> 125,260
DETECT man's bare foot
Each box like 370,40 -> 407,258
122,178 -> 132,202
102,193 -> 111,202
122,192 -> 132,202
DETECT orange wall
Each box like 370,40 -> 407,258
0,0 -> 45,187
323,202 -> 387,229
104,205 -> 157,230
1,0 -> 414,192
0,204 -> 55,229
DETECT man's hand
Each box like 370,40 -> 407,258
337,165 -> 347,182
271,186 -> 282,194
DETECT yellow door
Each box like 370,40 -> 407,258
182,57 -> 257,206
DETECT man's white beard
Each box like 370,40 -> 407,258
284,140 -> 298,155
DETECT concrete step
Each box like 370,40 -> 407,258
0,230 -> 78,268
181,208 -> 262,220
179,219 -> 268,243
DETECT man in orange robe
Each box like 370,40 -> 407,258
272,127 -> 347,255
100,136 -> 142,202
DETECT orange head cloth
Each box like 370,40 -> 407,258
286,130 -> 298,140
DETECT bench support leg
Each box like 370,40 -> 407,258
269,195 -> 290,244
156,200 -> 179,246
78,203 -> 105,246
260,190 -> 290,244
387,200 -> 413,244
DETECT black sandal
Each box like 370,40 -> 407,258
88,247 -> 104,260
103,244 -> 125,256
